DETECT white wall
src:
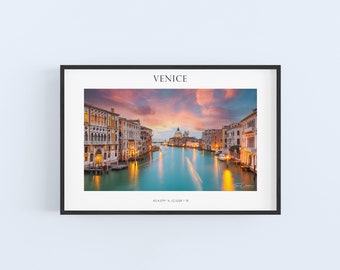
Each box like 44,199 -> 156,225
1,1 -> 339,269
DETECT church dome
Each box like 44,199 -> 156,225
174,127 -> 182,138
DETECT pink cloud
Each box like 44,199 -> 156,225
224,89 -> 237,99
201,106 -> 225,117
196,89 -> 215,106
86,89 -> 238,135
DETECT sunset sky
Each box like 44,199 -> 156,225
85,89 -> 256,141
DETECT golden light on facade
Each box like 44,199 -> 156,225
84,112 -> 89,123
94,154 -> 102,164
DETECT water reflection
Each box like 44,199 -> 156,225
129,161 -> 139,186
222,169 -> 235,191
158,151 -> 163,180
213,155 -> 219,181
186,157 -> 202,190
84,146 -> 256,191
192,148 -> 196,165
92,175 -> 101,190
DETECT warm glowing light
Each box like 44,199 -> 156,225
94,154 -> 102,164
92,175 -> 101,190
213,154 -> 219,180
84,112 -> 89,123
222,169 -> 234,191
129,162 -> 139,184
158,151 -> 163,180
192,148 -> 196,164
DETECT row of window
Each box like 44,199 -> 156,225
224,130 -> 241,136
84,112 -> 119,128
246,119 -> 256,128
85,132 -> 118,142
247,137 -> 255,148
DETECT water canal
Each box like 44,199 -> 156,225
84,146 -> 256,191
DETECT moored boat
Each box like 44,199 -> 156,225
218,153 -> 231,161
218,153 -> 227,161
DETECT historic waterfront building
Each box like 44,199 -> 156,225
202,129 -> 213,150
119,118 -> 142,161
222,122 -> 242,157
211,129 -> 222,151
202,129 -> 221,151
84,104 -> 120,169
141,126 -> 153,155
84,104 -> 153,166
185,138 -> 200,148
168,128 -> 199,148
169,127 -> 183,147
240,109 -> 257,171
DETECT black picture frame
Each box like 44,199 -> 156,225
61,65 -> 280,215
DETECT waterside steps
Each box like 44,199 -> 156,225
240,165 -> 257,174
85,162 -> 128,174
227,158 -> 257,175
111,163 -> 128,170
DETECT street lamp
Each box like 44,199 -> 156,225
226,154 -> 231,168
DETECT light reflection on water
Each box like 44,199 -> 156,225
158,151 -> 163,180
222,169 -> 235,191
91,175 -> 101,191
84,146 -> 256,191
186,157 -> 202,190
128,161 -> 139,186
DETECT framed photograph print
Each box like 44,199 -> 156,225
61,65 -> 280,214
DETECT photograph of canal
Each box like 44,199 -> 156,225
84,88 -> 257,191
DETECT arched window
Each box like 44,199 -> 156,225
104,134 -> 106,142
85,131 -> 88,142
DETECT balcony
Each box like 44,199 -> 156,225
243,127 -> 256,134
242,147 -> 256,154
85,141 -> 107,145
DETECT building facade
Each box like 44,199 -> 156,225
141,126 -> 153,155
222,122 -> 242,157
202,129 -> 221,151
169,127 -> 200,148
169,127 -> 183,147
185,138 -> 200,148
84,104 -> 120,169
211,129 -> 222,151
240,109 -> 257,171
119,118 -> 142,161
84,104 -> 153,167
